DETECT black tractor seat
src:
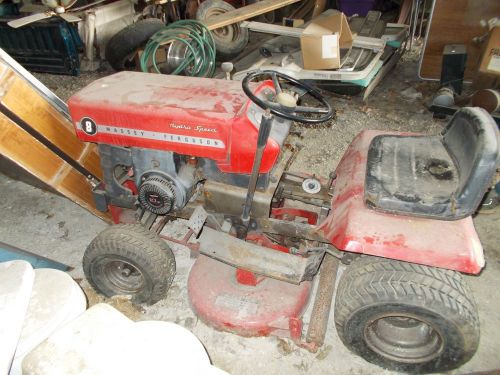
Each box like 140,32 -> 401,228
365,107 -> 499,220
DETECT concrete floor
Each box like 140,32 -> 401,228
1,53 -> 499,374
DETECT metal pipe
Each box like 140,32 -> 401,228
417,0 -> 427,39
305,254 -> 339,348
241,111 -> 273,227
410,0 -> 420,50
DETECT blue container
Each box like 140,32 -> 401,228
0,17 -> 83,75
338,0 -> 376,16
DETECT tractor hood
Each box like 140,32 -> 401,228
68,72 -> 287,174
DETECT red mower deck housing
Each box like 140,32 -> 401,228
188,255 -> 311,338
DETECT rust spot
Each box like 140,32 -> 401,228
214,102 -> 226,113
382,234 -> 407,248
363,236 -> 375,244
334,186 -> 364,205
257,328 -> 272,336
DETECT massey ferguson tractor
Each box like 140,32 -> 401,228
68,70 -> 499,373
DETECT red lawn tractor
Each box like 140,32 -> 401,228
68,70 -> 499,373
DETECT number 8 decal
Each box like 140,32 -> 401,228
80,117 -> 97,135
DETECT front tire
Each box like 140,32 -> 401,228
334,256 -> 479,373
83,224 -> 176,305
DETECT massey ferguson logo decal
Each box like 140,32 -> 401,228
77,119 -> 225,149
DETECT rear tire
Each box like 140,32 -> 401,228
196,0 -> 249,61
105,18 -> 165,71
83,224 -> 176,305
334,256 -> 479,373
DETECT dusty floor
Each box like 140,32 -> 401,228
1,51 -> 499,374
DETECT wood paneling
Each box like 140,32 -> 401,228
0,58 -> 110,222
0,114 -> 109,221
0,67 -> 103,179
420,0 -> 500,81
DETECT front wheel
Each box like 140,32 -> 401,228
83,224 -> 176,305
334,256 -> 479,373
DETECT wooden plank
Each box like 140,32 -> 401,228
0,113 -> 110,221
0,56 -> 109,221
0,66 -> 103,180
311,0 -> 327,18
420,0 -> 500,81
290,0 -> 313,19
0,116 -> 65,181
205,0 -> 302,30
397,0 -> 412,24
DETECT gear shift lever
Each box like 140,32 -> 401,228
221,62 -> 233,80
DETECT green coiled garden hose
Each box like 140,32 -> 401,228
140,20 -> 216,78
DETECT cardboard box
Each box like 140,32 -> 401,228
479,26 -> 500,76
300,12 -> 353,70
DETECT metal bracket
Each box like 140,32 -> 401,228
239,20 -> 386,52
188,205 -> 208,237
197,227 -> 323,284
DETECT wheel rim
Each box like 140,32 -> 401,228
206,7 -> 241,43
364,314 -> 444,363
101,258 -> 145,294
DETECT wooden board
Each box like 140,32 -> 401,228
311,0 -> 327,18
0,68 -> 103,180
0,114 -> 109,221
206,0 -> 302,30
419,0 -> 500,81
0,57 -> 110,222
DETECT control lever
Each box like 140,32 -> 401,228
221,62 -> 233,81
239,111 -> 273,236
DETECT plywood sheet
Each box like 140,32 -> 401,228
420,0 -> 500,81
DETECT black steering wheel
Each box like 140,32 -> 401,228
242,70 -> 334,124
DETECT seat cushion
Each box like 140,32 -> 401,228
365,135 -> 460,218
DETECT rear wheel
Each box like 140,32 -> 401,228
83,224 -> 176,305
334,256 -> 479,373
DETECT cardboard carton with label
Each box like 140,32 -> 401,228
300,12 -> 353,70
479,26 -> 500,76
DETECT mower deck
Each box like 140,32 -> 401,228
188,255 -> 311,338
